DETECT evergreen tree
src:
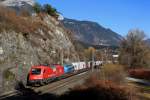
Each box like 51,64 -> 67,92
43,4 -> 58,18
33,3 -> 42,13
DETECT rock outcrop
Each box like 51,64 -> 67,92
0,9 -> 78,93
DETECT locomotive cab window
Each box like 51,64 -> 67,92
31,68 -> 41,75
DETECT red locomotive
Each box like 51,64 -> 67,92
28,64 -> 64,85
27,61 -> 103,86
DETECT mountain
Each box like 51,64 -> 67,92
0,0 -> 35,6
62,18 -> 123,46
145,39 -> 150,46
0,0 -> 35,14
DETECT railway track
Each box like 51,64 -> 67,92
36,71 -> 91,94
0,69 -> 92,99
28,69 -> 89,88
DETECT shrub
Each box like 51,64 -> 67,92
103,64 -> 127,84
61,77 -> 138,100
43,4 -> 58,18
33,3 -> 42,14
129,68 -> 150,80
20,9 -> 30,17
3,69 -> 15,81
0,6 -> 49,35
32,3 -> 59,19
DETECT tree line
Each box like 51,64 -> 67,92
79,29 -> 150,69
119,29 -> 150,68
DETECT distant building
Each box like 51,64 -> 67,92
112,54 -> 119,63
112,55 -> 119,58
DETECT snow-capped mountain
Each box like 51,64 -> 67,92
0,0 -> 35,7
0,0 -> 35,14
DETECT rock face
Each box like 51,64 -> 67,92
62,18 -> 123,46
0,13 -> 78,92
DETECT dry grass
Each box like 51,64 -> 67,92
66,76 -> 139,100
103,64 -> 127,84
0,6 -> 49,35
12,79 -> 139,100
129,68 -> 150,80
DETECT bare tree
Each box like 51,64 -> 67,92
119,29 -> 150,68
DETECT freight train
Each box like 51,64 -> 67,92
27,61 -> 103,86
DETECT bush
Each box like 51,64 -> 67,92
33,3 -> 42,14
103,64 -> 127,84
32,3 -> 59,19
3,69 -> 15,81
43,4 -> 58,18
129,68 -> 150,80
20,10 -> 30,17
0,6 -> 49,34
61,77 -> 138,100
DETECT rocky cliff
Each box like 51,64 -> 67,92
0,8 -> 78,93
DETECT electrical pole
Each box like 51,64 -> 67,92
92,49 -> 94,72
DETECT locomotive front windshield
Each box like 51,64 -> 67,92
31,68 -> 41,75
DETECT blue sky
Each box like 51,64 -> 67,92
36,0 -> 150,38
